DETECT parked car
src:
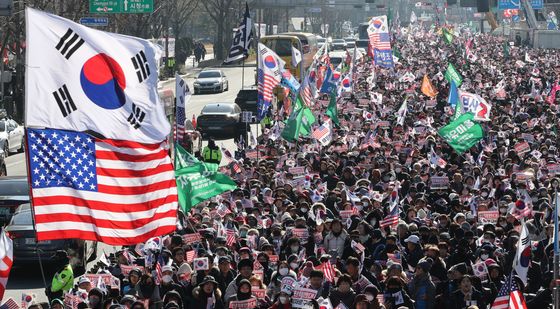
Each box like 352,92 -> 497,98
344,38 -> 356,48
5,203 -> 96,274
0,118 -> 24,156
329,51 -> 347,68
193,69 -> 229,94
332,39 -> 346,50
0,176 -> 28,225
234,88 -> 258,121
196,103 -> 246,140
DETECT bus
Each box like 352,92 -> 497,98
259,32 -> 318,81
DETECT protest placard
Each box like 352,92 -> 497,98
430,176 -> 449,189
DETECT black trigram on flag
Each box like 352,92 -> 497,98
131,51 -> 151,83
52,84 -> 77,117
127,103 -> 146,129
56,28 -> 85,60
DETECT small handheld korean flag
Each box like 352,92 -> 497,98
25,8 -> 170,144
193,257 -> 209,271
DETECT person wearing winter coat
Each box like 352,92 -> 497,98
191,276 -> 225,309
268,290 -> 293,309
227,279 -> 258,305
135,274 -> 162,309
267,261 -> 298,299
409,259 -> 436,309
451,276 -> 486,309
324,219 -> 348,258
383,276 -> 415,309
329,275 -> 357,309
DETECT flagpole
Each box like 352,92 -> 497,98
241,57 -> 246,89
554,188 -> 559,309
22,129 -> 48,290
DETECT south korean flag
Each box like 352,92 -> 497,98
25,8 -> 170,144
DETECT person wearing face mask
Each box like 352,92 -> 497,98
158,266 -> 186,306
224,258 -> 254,305
281,238 -> 302,260
135,274 -> 161,309
227,279 -> 257,305
382,276 -> 414,309
482,262 -> 504,304
329,275 -> 357,309
362,285 -> 383,309
85,288 -> 104,309
267,261 -> 297,299
269,290 -> 293,309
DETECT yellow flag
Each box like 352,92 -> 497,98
421,74 -> 438,98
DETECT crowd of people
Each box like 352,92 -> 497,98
39,25 -> 560,309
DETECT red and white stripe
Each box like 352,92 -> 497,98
31,139 -> 178,245
258,73 -> 280,102
185,250 -> 197,263
312,123 -> 330,141
155,261 -> 163,285
318,261 -> 335,283
226,229 -> 237,247
0,230 -> 13,301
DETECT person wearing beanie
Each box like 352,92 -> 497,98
482,262 -> 505,304
383,276 -> 414,309
123,268 -> 142,296
192,275 -> 224,309
87,288 -> 104,309
409,258 -> 436,309
224,259 -> 253,305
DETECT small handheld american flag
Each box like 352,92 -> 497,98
491,274 -> 527,309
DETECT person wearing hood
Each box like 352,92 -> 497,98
224,258 -> 253,304
227,279 -> 257,305
215,256 -> 236,298
409,258 -> 436,309
123,268 -> 142,295
162,290 -> 183,309
87,288 -> 104,309
329,275 -> 357,309
267,260 -> 298,299
482,262 -> 504,304
46,251 -> 74,302
383,276 -> 415,309
135,274 -> 162,309
192,276 -> 224,309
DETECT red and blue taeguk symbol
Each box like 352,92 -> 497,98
342,78 -> 351,88
80,53 -> 126,110
520,246 -> 531,267
264,55 -> 277,69
373,19 -> 383,29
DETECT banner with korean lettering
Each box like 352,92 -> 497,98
438,113 -> 484,154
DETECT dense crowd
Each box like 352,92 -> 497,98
42,26 -> 560,309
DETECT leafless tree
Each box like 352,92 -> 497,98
201,0 -> 235,60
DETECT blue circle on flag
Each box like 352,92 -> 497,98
80,53 -> 127,110
264,55 -> 277,69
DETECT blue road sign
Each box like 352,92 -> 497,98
79,17 -> 109,27
498,0 -> 542,9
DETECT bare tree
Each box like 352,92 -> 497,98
201,0 -> 234,60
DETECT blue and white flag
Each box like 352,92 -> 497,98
320,67 -> 337,94
224,3 -> 253,64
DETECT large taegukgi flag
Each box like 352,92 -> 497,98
25,8 -> 170,144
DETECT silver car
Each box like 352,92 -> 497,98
193,69 -> 229,94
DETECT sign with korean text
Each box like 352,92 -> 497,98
478,211 -> 499,222
229,298 -> 257,309
89,0 -> 154,13
430,176 -> 449,189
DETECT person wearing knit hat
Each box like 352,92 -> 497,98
410,258 -> 435,309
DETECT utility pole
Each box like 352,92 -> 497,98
13,0 -> 23,122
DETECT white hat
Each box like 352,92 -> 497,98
162,265 -> 174,273
78,276 -> 91,285
404,235 -> 420,244
177,263 -> 192,275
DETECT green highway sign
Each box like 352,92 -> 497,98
89,0 -> 154,14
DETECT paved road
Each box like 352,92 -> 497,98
3,64 -> 256,304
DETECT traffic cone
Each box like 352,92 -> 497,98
192,114 -> 197,128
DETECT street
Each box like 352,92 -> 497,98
3,63 -> 256,303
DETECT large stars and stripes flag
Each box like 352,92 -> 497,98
27,128 -> 178,245
257,43 -> 285,120
380,183 -> 400,228
174,73 -> 191,142
224,3 -> 253,64
25,8 -> 170,144
491,274 -> 527,309
300,74 -> 315,107
0,230 -> 13,301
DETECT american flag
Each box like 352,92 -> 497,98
317,260 -> 336,283
257,43 -> 284,120
312,121 -> 331,141
185,250 -> 197,263
369,32 -> 392,50
154,260 -> 163,285
0,298 -> 17,309
174,74 -> 191,142
231,162 -> 242,174
380,184 -> 400,228
226,229 -> 237,247
27,128 -> 178,245
300,74 -> 315,107
491,274 -> 527,309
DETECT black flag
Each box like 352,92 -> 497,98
223,3 -> 253,64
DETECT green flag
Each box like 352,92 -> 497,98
392,46 -> 401,60
438,113 -> 484,154
282,103 -> 305,142
174,144 -> 237,212
452,97 -> 463,121
300,107 -> 316,137
442,28 -> 453,44
325,92 -> 340,126
445,63 -> 463,87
